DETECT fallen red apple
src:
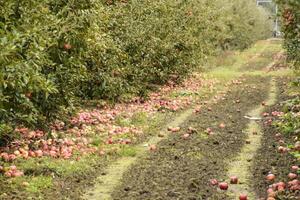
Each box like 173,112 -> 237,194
276,182 -> 285,189
35,150 -> 43,157
172,127 -> 181,132
239,194 -> 247,200
219,182 -> 228,190
28,151 -> 36,157
230,176 -> 238,184
4,171 -> 12,177
210,179 -> 218,186
125,139 -> 131,144
182,133 -> 190,139
219,123 -> 226,128
288,180 -> 299,188
194,108 -> 201,113
267,188 -> 274,194
266,174 -> 275,181
278,146 -> 287,153
12,171 -> 23,177
275,133 -> 281,138
9,154 -> 17,161
206,128 -> 212,133
107,138 -> 113,144
263,112 -> 269,117
288,173 -> 297,180
277,185 -> 285,192
291,165 -> 299,172
149,144 -> 157,151
278,140 -> 285,145
290,185 -> 300,191
267,188 -> 276,197
187,127 -> 197,133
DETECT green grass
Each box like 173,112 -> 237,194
117,146 -> 137,157
130,112 -> 148,126
169,90 -> 200,98
16,155 -> 99,177
1,154 -> 104,197
246,68 -> 293,77
197,132 -> 209,140
91,135 -> 104,147
115,111 -> 148,127
208,67 -> 241,81
25,176 -> 53,193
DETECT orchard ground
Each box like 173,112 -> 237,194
0,39 -> 299,200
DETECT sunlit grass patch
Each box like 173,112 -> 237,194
169,90 -> 200,98
208,67 -> 241,81
16,155 -> 100,177
2,175 -> 53,196
246,69 -> 294,77
91,135 -> 104,147
117,146 -> 137,157
115,111 -> 148,127
130,112 -> 148,127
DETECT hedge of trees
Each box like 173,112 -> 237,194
0,0 -> 272,137
277,0 -> 300,72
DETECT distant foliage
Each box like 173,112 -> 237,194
277,0 -> 300,72
0,0 -> 272,134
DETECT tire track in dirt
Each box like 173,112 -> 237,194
227,78 -> 277,199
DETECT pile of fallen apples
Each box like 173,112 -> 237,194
0,165 -> 24,178
265,166 -> 299,199
210,176 -> 248,200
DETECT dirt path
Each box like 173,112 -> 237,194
227,78 -> 277,199
110,75 -> 271,200
80,39 -> 288,200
